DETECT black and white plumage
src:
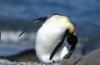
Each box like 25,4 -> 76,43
19,14 -> 78,64
35,14 -> 78,63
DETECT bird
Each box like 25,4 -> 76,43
19,14 -> 78,64
35,14 -> 78,64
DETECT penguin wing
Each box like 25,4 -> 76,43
49,30 -> 68,60
18,16 -> 48,37
49,39 -> 64,60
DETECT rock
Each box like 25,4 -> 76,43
0,49 -> 39,63
0,59 -> 39,65
76,48 -> 100,65
62,55 -> 82,65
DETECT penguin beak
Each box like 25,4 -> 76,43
18,16 -> 47,37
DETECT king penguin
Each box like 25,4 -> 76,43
35,14 -> 78,64
19,14 -> 78,64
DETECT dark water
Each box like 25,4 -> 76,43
0,0 -> 100,56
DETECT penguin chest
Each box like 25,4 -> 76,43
36,26 -> 64,54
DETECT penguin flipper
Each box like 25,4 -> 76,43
18,16 -> 47,37
49,40 -> 64,60
49,30 -> 68,60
